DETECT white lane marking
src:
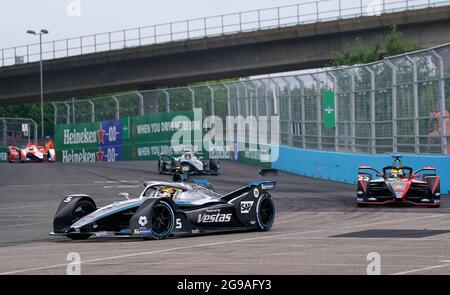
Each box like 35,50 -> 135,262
0,213 -> 446,274
94,180 -> 140,184
392,263 -> 450,275
0,229 -> 323,275
0,205 -> 48,210
0,221 -> 51,229
103,185 -> 140,189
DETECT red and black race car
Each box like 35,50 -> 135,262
8,142 -> 56,163
357,156 -> 440,207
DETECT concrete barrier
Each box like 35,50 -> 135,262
272,145 -> 450,194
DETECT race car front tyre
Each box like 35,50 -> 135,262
256,194 -> 275,231
150,201 -> 175,240
66,200 -> 96,240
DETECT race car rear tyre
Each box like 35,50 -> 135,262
67,200 -> 96,240
256,194 -> 275,231
150,202 -> 175,240
357,203 -> 368,208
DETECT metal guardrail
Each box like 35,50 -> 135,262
1,0 -> 450,68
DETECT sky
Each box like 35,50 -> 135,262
0,0 -> 314,49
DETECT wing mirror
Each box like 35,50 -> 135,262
118,192 -> 130,200
376,173 -> 384,178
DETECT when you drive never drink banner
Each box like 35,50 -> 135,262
54,111 -> 202,163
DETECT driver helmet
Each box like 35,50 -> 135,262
390,169 -> 404,178
161,187 -> 177,198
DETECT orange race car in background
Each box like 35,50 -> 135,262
8,141 -> 56,163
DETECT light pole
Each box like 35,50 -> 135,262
27,29 -> 49,139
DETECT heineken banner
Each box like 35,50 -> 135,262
54,111 -> 202,163
0,146 -> 9,163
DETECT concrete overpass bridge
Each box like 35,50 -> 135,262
1,0 -> 450,105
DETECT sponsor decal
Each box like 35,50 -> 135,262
135,228 -> 152,235
253,188 -> 260,198
63,196 -> 73,203
138,216 -> 148,227
62,149 -> 97,163
191,228 -> 200,235
63,128 -> 98,145
197,212 -> 232,223
97,128 -> 105,144
97,149 -> 104,161
240,201 -> 254,214
261,183 -> 275,190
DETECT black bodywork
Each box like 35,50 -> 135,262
51,180 -> 276,240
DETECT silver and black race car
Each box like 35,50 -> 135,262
158,152 -> 220,175
50,175 -> 276,240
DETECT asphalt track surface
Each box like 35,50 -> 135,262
0,160 -> 450,275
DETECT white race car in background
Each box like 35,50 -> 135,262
158,152 -> 220,175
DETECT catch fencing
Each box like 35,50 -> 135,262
51,43 -> 450,156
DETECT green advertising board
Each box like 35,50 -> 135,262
54,122 -> 102,163
322,91 -> 336,129
53,110 -> 203,162
0,146 -> 9,163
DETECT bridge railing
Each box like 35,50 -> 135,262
51,43 -> 450,155
1,0 -> 450,68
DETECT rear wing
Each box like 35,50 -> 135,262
413,167 -> 437,176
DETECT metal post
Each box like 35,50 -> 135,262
239,82 -> 250,117
162,90 -> 170,113
282,77 -> 293,146
51,102 -> 57,126
349,71 -> 356,152
64,103 -> 71,124
385,60 -> 398,153
365,66 -> 377,154
312,74 -> 322,150
39,33 -> 44,139
207,85 -> 215,117
233,83 -> 242,116
112,96 -> 120,120
72,98 -> 76,124
88,100 -> 95,122
2,119 -> 6,146
327,72 -> 339,152
223,84 -> 232,117
135,92 -> 145,116
188,87 -> 195,111
294,76 -> 306,149
405,56 -> 420,153
430,50 -> 448,155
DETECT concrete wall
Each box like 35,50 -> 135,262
272,145 -> 450,194
2,6 -> 450,104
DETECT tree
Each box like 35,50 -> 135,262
331,25 -> 421,67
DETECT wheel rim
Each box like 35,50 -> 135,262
151,203 -> 173,237
71,204 -> 94,224
259,197 -> 274,228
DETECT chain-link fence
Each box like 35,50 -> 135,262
0,118 -> 38,147
52,43 -> 450,155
